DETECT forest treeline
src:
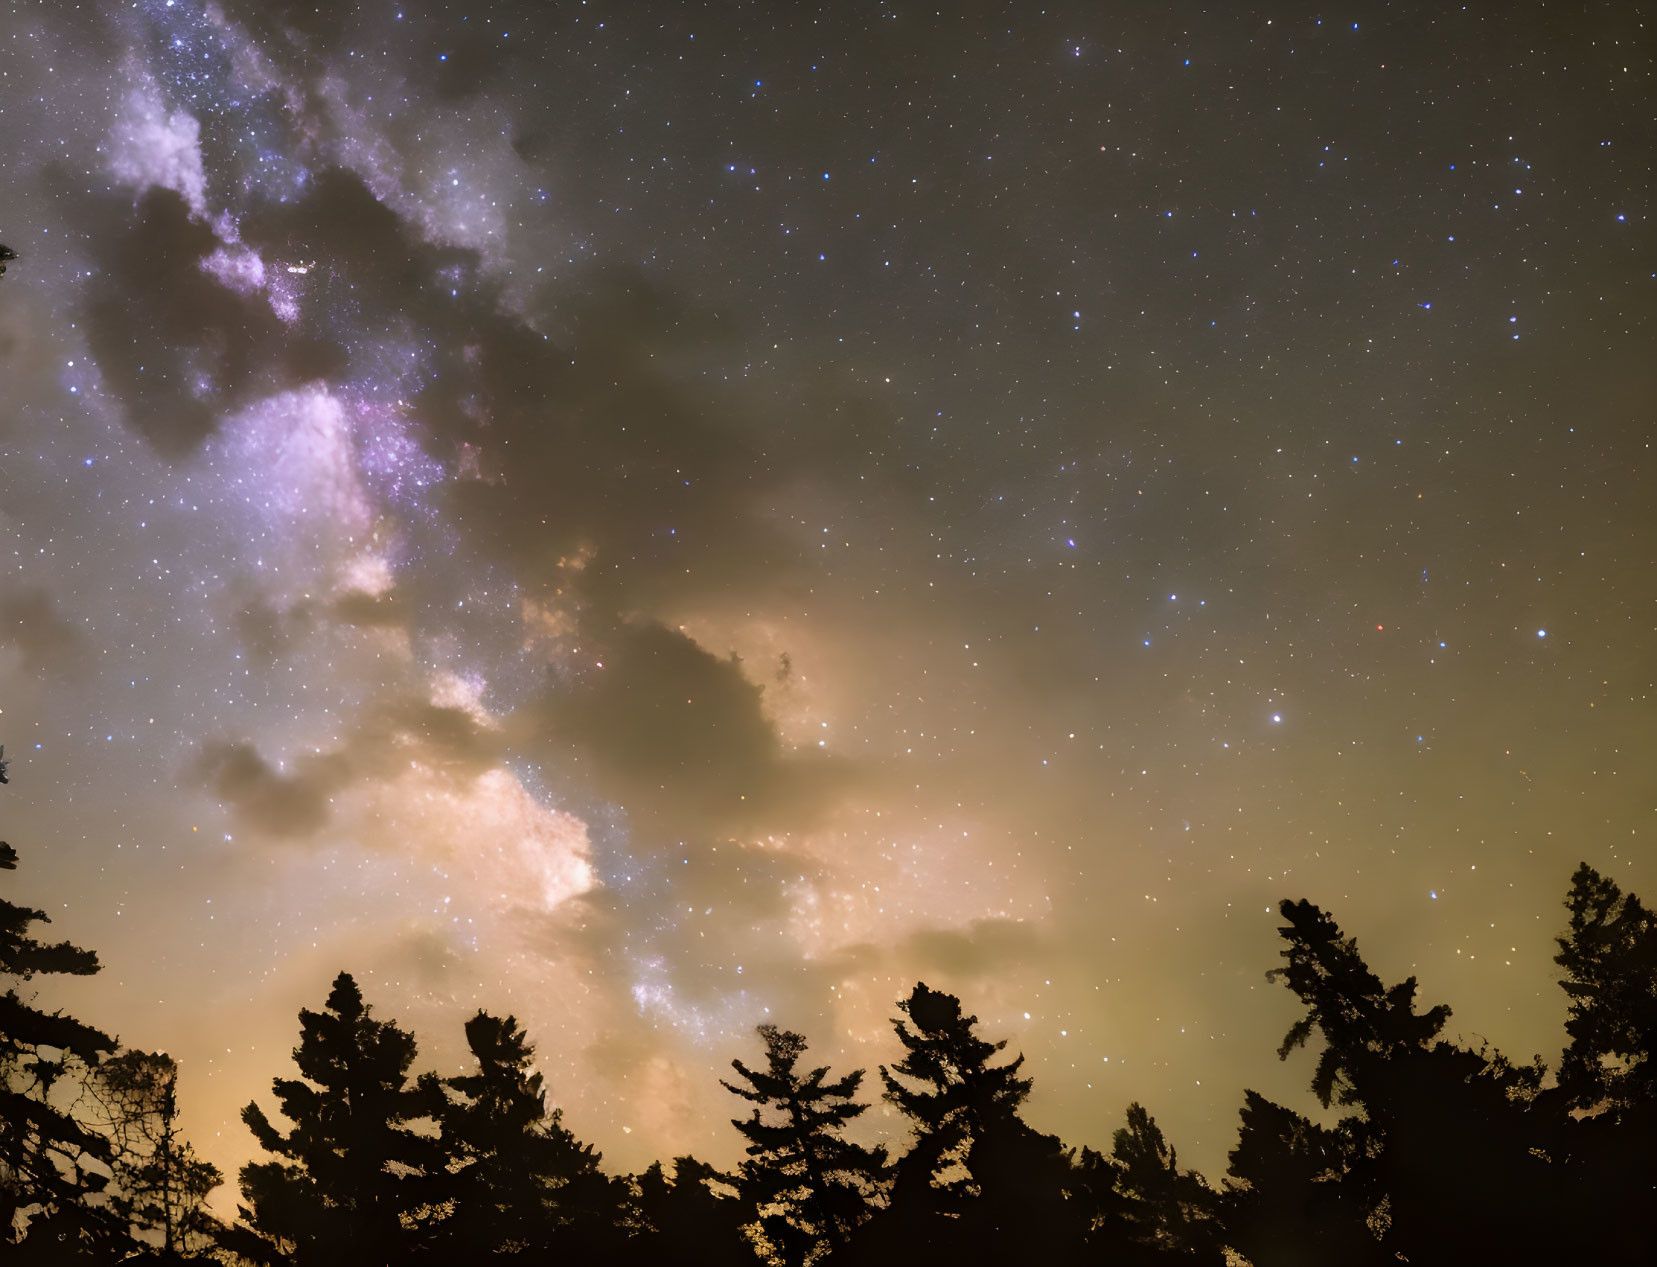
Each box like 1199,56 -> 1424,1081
4,759 -> 1655,1264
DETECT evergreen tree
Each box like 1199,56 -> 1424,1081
1265,898 -> 1566,1265
1068,1108 -> 1227,1266
866,983 -> 1081,1264
1221,1091 -> 1385,1267
93,1050 -> 222,1255
1551,864 -> 1657,1261
424,1009 -> 625,1257
235,972 -> 435,1266
1555,861 -> 1657,1109
722,1024 -> 886,1266
877,982 -> 1032,1210
631,1155 -> 748,1267
0,825 -> 127,1261
1269,899 -> 1451,1112
1105,1103 -> 1224,1264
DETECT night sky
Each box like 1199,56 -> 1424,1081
1,0 -> 1653,1194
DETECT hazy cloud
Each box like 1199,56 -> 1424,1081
195,740 -> 337,838
530,620 -> 853,838
76,186 -> 338,455
196,697 -> 500,840
898,918 -> 1048,981
0,587 -> 85,675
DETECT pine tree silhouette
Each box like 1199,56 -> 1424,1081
1551,864 -> 1657,1261
1105,1102 -> 1224,1264
863,983 -> 1082,1265
632,1155 -> 748,1267
423,1009 -> 626,1258
723,1023 -> 886,1265
1221,1090 -> 1386,1267
1264,898 -> 1566,1265
235,972 -> 437,1266
93,1050 -> 223,1256
1556,862 -> 1657,1109
0,782 -> 127,1260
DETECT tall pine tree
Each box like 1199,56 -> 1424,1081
1104,1102 -> 1224,1264
424,1009 -> 625,1258
1551,864 -> 1657,1261
867,983 -> 1081,1264
1221,1090 -> 1387,1267
93,1050 -> 223,1255
631,1155 -> 748,1267
1,790 -> 126,1259
1266,898 -> 1566,1265
235,972 -> 435,1266
1555,862 -> 1657,1109
877,983 -> 1032,1212
723,1024 -> 886,1266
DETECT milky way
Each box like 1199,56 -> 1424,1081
0,1 -> 1652,1191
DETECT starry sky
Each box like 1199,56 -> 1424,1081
1,0 -> 1653,1192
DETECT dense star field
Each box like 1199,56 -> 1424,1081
0,0 -> 1652,1200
